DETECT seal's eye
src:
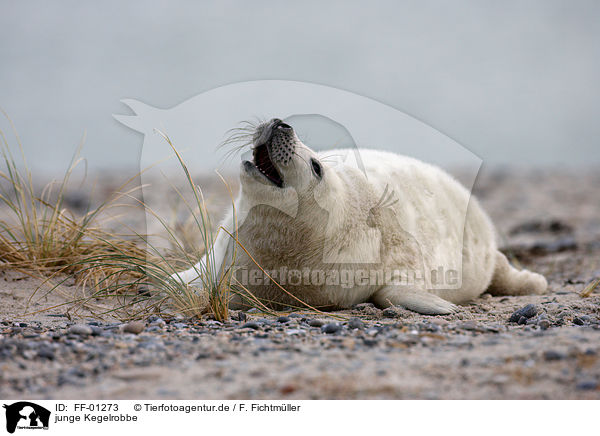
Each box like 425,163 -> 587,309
311,158 -> 323,179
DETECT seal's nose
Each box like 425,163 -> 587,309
254,118 -> 294,146
276,122 -> 293,132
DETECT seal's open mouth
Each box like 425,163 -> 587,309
252,143 -> 283,187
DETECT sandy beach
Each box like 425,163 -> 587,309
0,167 -> 598,399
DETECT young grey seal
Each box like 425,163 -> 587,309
172,118 -> 547,314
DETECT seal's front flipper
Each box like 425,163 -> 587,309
371,286 -> 458,315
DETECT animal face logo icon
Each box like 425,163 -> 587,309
3,402 -> 50,433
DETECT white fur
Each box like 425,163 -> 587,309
172,135 -> 547,314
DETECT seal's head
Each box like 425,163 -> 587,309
240,118 -> 326,198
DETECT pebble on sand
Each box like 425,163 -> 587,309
348,318 -> 365,330
123,321 -> 145,335
241,322 -> 260,330
508,304 -> 539,323
68,325 -> 93,336
321,323 -> 342,334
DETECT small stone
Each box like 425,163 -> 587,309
575,380 -> 598,391
458,321 -> 481,331
237,312 -> 247,322
573,317 -> 585,326
257,318 -> 275,326
382,308 -> 400,318
123,321 -> 145,334
68,324 -> 93,336
362,338 -> 378,347
352,302 -> 375,311
347,318 -> 364,330
307,319 -> 324,328
37,347 -> 55,360
172,323 -> 187,329
321,323 -> 342,334
286,329 -> 305,336
241,322 -> 260,330
517,316 -> 528,325
538,319 -> 551,330
543,350 -> 566,361
277,316 -> 290,323
90,326 -> 104,336
509,304 -> 538,323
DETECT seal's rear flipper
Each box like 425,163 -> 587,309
487,251 -> 547,296
371,286 -> 458,315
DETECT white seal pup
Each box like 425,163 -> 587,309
172,118 -> 547,314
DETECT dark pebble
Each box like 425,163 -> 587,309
348,318 -> 364,330
573,317 -> 585,326
277,316 -> 290,323
90,326 -> 104,336
362,338 -> 378,347
531,237 -> 577,254
543,350 -> 566,361
382,308 -> 400,318
575,380 -> 598,391
321,323 -> 342,334
37,347 -> 55,361
236,312 -> 247,322
241,322 -> 260,330
308,319 -> 324,328
509,304 -> 539,323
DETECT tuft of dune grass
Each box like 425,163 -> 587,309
0,116 -> 333,322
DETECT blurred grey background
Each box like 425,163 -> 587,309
0,0 -> 598,171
